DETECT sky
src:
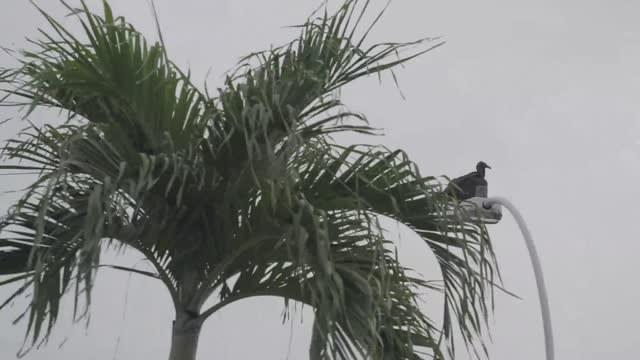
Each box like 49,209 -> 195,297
1,0 -> 639,359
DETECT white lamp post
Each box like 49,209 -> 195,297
450,186 -> 555,360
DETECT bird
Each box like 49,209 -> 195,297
444,161 -> 492,200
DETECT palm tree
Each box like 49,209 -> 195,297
0,1 -> 501,359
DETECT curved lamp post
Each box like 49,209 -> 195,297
453,188 -> 555,360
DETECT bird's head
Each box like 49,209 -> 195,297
476,161 -> 491,171
476,161 -> 491,177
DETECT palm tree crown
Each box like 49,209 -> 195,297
0,1 -> 501,359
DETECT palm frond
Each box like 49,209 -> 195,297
290,140 -> 499,358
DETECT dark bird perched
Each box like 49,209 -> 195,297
445,161 -> 492,200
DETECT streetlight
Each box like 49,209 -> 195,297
451,186 -> 555,360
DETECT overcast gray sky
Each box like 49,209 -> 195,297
1,0 -> 639,359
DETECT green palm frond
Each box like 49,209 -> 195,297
0,1 -> 501,359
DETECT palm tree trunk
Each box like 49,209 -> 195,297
168,312 -> 202,360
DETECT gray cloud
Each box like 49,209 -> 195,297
1,0 -> 639,359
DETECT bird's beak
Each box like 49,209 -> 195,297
486,165 -> 492,169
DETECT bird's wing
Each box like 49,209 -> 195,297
445,172 -> 478,197
448,172 -> 475,188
